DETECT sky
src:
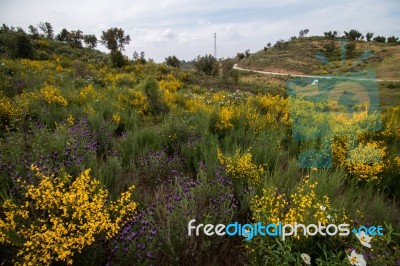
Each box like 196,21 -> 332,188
1,0 -> 399,62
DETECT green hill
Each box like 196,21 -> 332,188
238,37 -> 400,80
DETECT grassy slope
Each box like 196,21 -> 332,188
238,37 -> 400,78
237,37 -> 400,108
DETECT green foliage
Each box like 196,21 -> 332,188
100,27 -> 130,51
165,55 -> 180,68
373,35 -> 386,43
38,22 -> 54,39
141,76 -> 168,115
0,22 -> 400,265
274,39 -> 288,49
14,33 -> 34,59
56,28 -> 69,42
324,30 -> 338,40
28,25 -> 39,39
344,29 -> 363,41
193,54 -> 217,75
67,30 -> 84,48
237,52 -> 245,60
387,35 -> 399,44
83,34 -> 97,49
110,50 -> 127,68
366,32 -> 374,42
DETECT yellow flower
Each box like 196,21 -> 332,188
112,113 -> 121,125
40,84 -> 68,107
67,115 -> 74,126
217,148 -> 264,185
0,166 -> 137,265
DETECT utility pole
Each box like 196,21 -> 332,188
214,33 -> 217,58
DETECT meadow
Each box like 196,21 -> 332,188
1,34 -> 400,265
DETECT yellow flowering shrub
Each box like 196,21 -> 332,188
216,105 -> 235,131
79,84 -> 98,102
0,166 -> 137,265
251,175 -> 346,233
40,85 -> 68,107
217,148 -> 265,185
162,88 -> 179,109
159,74 -> 183,92
116,90 -> 149,115
112,113 -> 121,125
184,94 -> 213,113
381,107 -> 400,142
346,141 -> 386,182
103,72 -> 135,86
331,136 -> 348,167
241,99 -> 265,133
67,115 -> 75,126
0,94 -> 16,122
256,94 -> 289,126
130,90 -> 149,115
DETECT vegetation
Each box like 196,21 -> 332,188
0,24 -> 399,265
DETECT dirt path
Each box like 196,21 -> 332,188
233,64 -> 400,82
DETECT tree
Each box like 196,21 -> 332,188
366,32 -> 374,42
165,55 -> 180,68
56,28 -> 69,42
274,39 -> 288,49
263,46 -> 268,53
346,42 -> 356,57
373,36 -> 386,43
324,31 -> 338,40
244,49 -> 251,58
38,22 -> 54,39
267,42 -> 271,48
100,27 -> 130,51
139,51 -> 146,64
343,29 -> 362,41
110,50 -> 127,68
28,25 -> 39,39
132,51 -> 139,61
13,33 -> 34,59
324,41 -> 336,55
237,53 -> 245,61
193,54 -> 217,75
299,29 -> 309,38
84,34 -> 97,49
220,59 -> 234,83
387,36 -> 399,44
67,30 -> 83,48
132,51 -> 146,64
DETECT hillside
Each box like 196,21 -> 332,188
1,26 -> 400,265
237,37 -> 400,80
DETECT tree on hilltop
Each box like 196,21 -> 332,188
84,34 -> 97,49
343,29 -> 363,41
38,22 -> 54,39
165,55 -> 180,68
100,28 -> 130,52
56,28 -> 69,42
366,32 -> 374,42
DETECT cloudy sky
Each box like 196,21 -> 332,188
1,0 -> 399,62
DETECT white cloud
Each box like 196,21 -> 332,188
0,0 -> 399,62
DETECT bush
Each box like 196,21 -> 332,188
0,166 -> 137,265
110,50 -> 127,68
